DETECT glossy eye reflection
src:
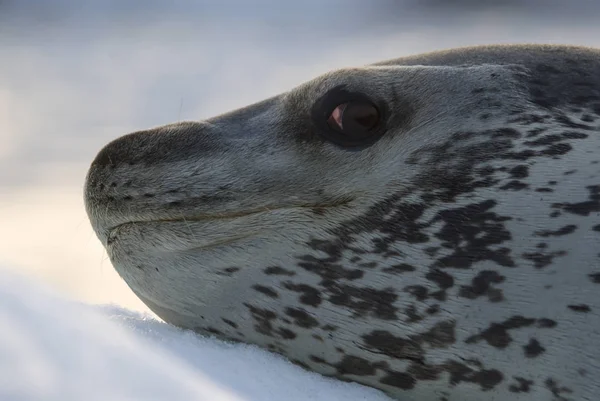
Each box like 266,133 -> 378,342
326,100 -> 380,138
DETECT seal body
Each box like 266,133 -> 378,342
84,45 -> 600,400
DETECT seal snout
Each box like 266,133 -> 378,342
90,121 -> 218,169
84,121 -> 224,236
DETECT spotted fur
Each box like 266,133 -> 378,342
85,45 -> 600,400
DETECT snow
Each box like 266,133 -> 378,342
0,266 -> 392,401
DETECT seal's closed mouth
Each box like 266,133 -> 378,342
106,198 -> 354,242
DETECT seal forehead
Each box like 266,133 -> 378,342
377,44 -> 600,111
84,44 -> 600,401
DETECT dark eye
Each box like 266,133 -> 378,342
326,101 -> 380,138
311,87 -> 386,149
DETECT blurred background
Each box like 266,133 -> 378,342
1,0 -> 599,313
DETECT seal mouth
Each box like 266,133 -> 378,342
104,197 -> 355,248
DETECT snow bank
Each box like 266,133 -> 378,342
0,267 -> 391,401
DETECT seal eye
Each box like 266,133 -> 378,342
327,101 -> 380,138
312,86 -> 387,149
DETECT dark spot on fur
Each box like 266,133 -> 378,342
552,185 -> 600,216
283,282 -> 322,307
252,285 -> 279,298
466,316 -> 555,348
382,263 -> 416,274
291,359 -> 310,370
534,224 -> 577,237
509,377 -> 534,393
537,318 -> 557,328
545,378 -> 573,400
309,355 -> 326,364
522,250 -> 567,268
500,180 -> 528,191
524,132 -> 588,147
524,338 -> 545,358
244,303 -> 277,336
334,355 -> 386,376
404,304 -> 424,323
326,285 -> 399,320
380,370 -> 416,389
509,165 -> 529,178
297,253 -> 365,281
459,270 -> 505,302
264,266 -> 295,276
430,290 -> 447,302
568,304 -> 591,312
363,320 -> 456,364
427,305 -> 440,315
426,269 -> 454,289
359,261 -> 378,269
444,360 -> 503,390
221,318 -> 238,329
278,327 -> 297,340
404,285 -> 429,302
204,326 -> 223,336
555,114 -> 595,130
218,266 -> 240,276
540,143 -> 572,156
285,307 -> 319,328
589,272 -> 600,283
432,200 -> 515,269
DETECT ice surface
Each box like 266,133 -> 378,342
0,267 -> 391,401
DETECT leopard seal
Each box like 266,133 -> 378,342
84,44 -> 600,400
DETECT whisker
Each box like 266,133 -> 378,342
181,213 -> 198,243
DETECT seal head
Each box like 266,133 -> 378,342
85,45 -> 600,400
